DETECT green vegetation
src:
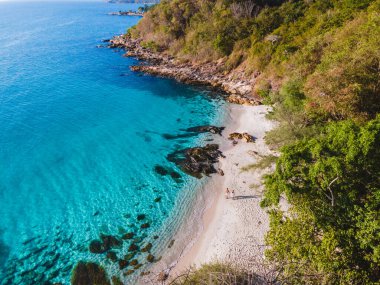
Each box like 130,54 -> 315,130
137,4 -> 157,13
263,118 -> 380,284
131,0 -> 379,119
241,154 -> 277,171
170,263 -> 259,284
129,0 -> 380,283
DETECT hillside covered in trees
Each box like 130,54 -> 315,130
127,0 -> 380,284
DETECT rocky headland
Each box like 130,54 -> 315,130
109,35 -> 261,106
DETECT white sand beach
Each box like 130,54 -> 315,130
173,104 -> 277,274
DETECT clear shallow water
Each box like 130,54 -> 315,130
0,2 -> 226,284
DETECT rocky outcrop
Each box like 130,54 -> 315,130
89,234 -> 122,254
228,132 -> 256,143
185,125 -> 225,136
71,262 -> 110,285
109,35 -> 262,104
167,144 -> 224,178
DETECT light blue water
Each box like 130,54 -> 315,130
0,2 -> 226,284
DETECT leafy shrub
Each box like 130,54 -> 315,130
170,263 -> 260,285
141,40 -> 160,52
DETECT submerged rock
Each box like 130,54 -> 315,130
154,165 -> 168,176
130,259 -> 138,266
141,243 -> 152,252
147,254 -> 155,263
170,171 -> 181,179
89,234 -> 122,254
133,236 -> 144,244
71,262 -> 110,285
111,276 -> 123,285
89,240 -> 106,254
162,132 -> 198,140
124,252 -> 136,261
141,223 -> 150,229
128,244 -> 139,252
133,237 -> 144,244
106,251 -> 118,262
118,259 -> 129,270
185,125 -> 225,136
162,126 -> 224,143
48,269 -> 60,280
100,234 -> 122,249
122,232 -> 134,240
137,214 -> 146,221
124,270 -> 134,276
154,165 -> 182,182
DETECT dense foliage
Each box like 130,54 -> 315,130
263,118 -> 380,284
129,0 -> 380,283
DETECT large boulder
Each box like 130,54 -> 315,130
228,132 -> 255,143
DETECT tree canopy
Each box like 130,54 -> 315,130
263,117 -> 380,284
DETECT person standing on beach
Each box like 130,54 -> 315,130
231,189 -> 235,200
225,188 -> 230,199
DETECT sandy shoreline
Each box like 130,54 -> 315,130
171,103 -> 276,276
109,33 -> 278,282
139,103 -> 276,284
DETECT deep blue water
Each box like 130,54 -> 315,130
0,2 -> 225,284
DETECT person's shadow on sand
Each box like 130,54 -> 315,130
233,195 -> 258,200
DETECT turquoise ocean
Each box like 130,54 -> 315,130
0,2 -> 226,284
